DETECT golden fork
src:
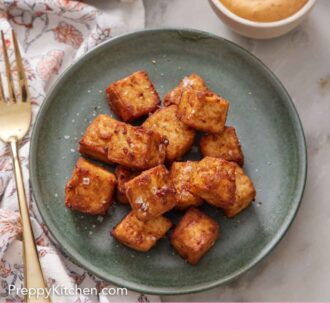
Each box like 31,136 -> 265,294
0,30 -> 49,303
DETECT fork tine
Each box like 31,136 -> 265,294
1,31 -> 16,103
0,74 -> 5,103
12,30 -> 29,102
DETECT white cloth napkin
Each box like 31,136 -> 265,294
0,0 -> 160,303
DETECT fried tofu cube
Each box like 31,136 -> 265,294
200,126 -> 244,166
178,89 -> 229,134
170,161 -> 203,210
125,165 -> 177,221
143,105 -> 196,162
115,166 -> 140,204
224,166 -> 256,218
171,208 -> 220,264
106,71 -> 160,122
111,211 -> 172,252
79,114 -> 118,163
190,157 -> 236,208
107,122 -> 166,170
65,158 -> 116,215
163,74 -> 208,107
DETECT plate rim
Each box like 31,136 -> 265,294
29,27 -> 307,295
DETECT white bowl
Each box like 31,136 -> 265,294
208,0 -> 317,39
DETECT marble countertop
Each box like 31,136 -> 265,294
143,0 -> 330,302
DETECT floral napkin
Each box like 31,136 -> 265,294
0,0 -> 160,303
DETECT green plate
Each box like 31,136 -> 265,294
30,29 -> 307,295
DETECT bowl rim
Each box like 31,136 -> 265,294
29,27 -> 307,295
209,0 -> 317,28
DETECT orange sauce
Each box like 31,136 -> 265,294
220,0 -> 308,22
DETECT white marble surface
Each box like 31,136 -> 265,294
92,0 -> 330,301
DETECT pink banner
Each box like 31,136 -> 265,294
0,303 -> 329,329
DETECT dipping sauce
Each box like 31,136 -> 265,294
219,0 -> 308,22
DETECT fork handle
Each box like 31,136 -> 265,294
9,138 -> 50,303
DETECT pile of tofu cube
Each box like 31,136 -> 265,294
65,71 -> 256,265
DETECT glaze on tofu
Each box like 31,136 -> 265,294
170,161 -> 203,210
125,165 -> 177,221
65,158 -> 116,215
200,126 -> 244,166
223,165 -> 256,218
106,71 -> 160,122
115,166 -> 140,204
171,208 -> 220,265
143,105 -> 195,163
178,89 -> 229,134
111,211 -> 172,252
163,73 -> 208,107
190,157 -> 236,208
107,122 -> 166,170
79,114 -> 117,163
